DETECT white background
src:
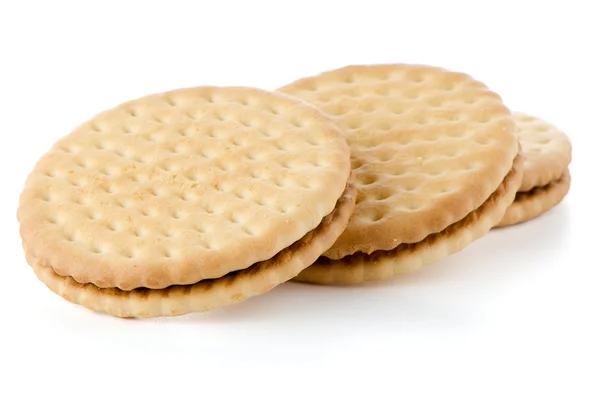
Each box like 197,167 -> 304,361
1,1 -> 598,396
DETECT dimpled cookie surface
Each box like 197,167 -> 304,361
18,86 -> 351,290
279,64 -> 519,259
511,111 -> 572,191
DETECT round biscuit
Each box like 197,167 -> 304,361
511,112 -> 572,192
496,170 -> 570,227
294,154 -> 523,284
278,64 -> 519,259
18,86 -> 351,290
26,183 -> 357,318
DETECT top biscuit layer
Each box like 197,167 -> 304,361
278,64 -> 519,259
511,112 -> 572,191
18,86 -> 351,290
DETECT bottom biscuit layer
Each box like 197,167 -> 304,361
495,169 -> 570,228
28,183 -> 357,318
293,154 -> 524,285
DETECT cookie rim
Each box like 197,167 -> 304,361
293,153 -> 523,285
18,85 -> 352,290
28,181 -> 357,317
495,169 -> 570,227
278,63 -> 520,259
512,111 -> 572,192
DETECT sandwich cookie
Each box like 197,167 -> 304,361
496,112 -> 571,227
278,64 -> 523,284
18,86 -> 356,317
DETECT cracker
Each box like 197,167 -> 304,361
27,183 -> 356,318
278,64 -> 519,259
293,155 -> 523,285
511,112 -> 572,192
496,170 -> 570,227
493,112 -> 572,227
18,86 -> 352,291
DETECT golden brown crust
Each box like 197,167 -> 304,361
495,170 -> 570,227
293,154 -> 523,285
27,182 -> 357,318
512,112 -> 572,192
278,64 -> 519,259
18,86 -> 351,290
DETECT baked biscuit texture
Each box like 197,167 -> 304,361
278,64 -> 520,259
496,171 -> 570,227
511,112 -> 572,192
294,155 -> 523,284
28,184 -> 357,318
18,86 -> 352,291
496,112 -> 572,227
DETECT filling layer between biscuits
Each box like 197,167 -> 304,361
512,171 -> 570,204
494,168 -> 570,228
309,155 -> 522,268
28,182 -> 356,298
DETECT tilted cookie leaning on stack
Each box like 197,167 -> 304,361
278,64 -> 524,285
495,111 -> 572,227
18,86 -> 356,318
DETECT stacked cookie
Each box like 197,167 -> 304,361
495,112 -> 571,227
18,64 -> 572,318
19,87 -> 357,318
